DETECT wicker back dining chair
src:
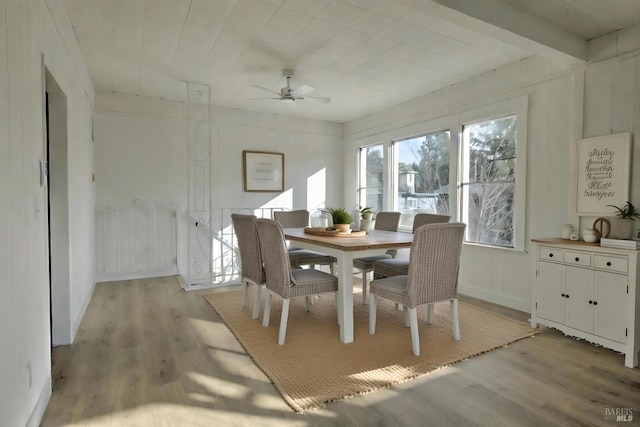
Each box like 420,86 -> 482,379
231,214 -> 265,319
368,222 -> 466,356
352,211 -> 401,304
373,213 -> 451,280
273,209 -> 336,274
256,218 -> 340,345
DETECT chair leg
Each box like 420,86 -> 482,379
262,292 -> 272,327
330,262 -> 335,275
426,303 -> 434,324
451,299 -> 460,341
409,307 -> 420,356
404,306 -> 410,327
252,284 -> 262,319
305,296 -> 311,311
368,294 -> 377,335
361,269 -> 368,304
241,279 -> 248,308
278,299 -> 290,345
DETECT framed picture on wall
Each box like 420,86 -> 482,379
575,132 -> 632,215
243,150 -> 285,192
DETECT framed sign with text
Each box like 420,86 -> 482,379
576,133 -> 631,215
243,150 -> 285,192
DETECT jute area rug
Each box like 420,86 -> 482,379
204,287 -> 537,413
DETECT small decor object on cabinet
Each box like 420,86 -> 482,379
243,150 -> 284,192
582,229 -> 598,243
606,201 -> 639,240
327,207 -> 353,233
575,133 -> 631,215
561,224 -> 574,239
593,217 -> 611,240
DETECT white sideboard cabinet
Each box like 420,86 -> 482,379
531,238 -> 640,367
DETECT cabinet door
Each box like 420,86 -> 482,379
564,266 -> 594,333
537,261 -> 565,323
593,271 -> 628,343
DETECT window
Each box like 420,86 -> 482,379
460,115 -> 517,248
357,144 -> 385,213
393,131 -> 450,230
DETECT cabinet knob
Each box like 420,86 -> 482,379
575,257 -> 580,262
565,294 -> 570,298
606,261 -> 612,267
589,300 -> 593,304
561,293 -> 565,297
593,301 -> 598,305
549,253 -> 554,258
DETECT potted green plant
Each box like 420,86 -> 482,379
327,207 -> 354,233
360,206 -> 375,220
606,201 -> 639,239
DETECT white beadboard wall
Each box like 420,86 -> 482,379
344,55 -> 578,312
94,92 -> 344,283
0,1 -> 95,426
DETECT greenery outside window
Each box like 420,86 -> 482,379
460,114 -> 517,248
393,131 -> 450,230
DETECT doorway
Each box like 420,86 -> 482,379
45,69 -> 71,347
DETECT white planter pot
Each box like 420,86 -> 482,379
609,217 -> 633,239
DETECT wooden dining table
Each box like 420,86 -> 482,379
283,227 -> 414,343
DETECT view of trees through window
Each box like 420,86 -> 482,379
393,131 -> 450,228
461,115 -> 517,248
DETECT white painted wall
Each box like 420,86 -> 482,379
94,92 -> 344,282
0,1 -> 95,426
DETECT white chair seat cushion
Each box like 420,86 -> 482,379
288,249 -> 336,268
369,275 -> 412,307
289,268 -> 339,298
353,254 -> 392,270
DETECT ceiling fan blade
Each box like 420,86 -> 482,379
300,96 -> 331,104
249,97 -> 282,100
251,84 -> 281,96
291,84 -> 314,96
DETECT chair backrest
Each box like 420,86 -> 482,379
231,214 -> 265,285
374,211 -> 401,231
273,209 -> 309,228
412,213 -> 451,232
256,218 -> 294,296
406,223 -> 466,306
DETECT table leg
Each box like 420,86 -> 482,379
337,252 -> 354,343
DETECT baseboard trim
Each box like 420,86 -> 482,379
26,376 -> 51,427
96,268 -> 178,283
459,285 -> 529,313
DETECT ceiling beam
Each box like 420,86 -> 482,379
410,0 -> 588,65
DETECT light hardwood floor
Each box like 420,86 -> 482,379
41,276 -> 640,427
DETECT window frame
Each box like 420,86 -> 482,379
353,96 -> 527,251
457,98 -> 528,252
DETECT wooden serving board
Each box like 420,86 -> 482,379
303,227 -> 367,237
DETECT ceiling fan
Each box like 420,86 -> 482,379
250,69 -> 330,104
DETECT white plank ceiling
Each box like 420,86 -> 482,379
64,0 -> 640,122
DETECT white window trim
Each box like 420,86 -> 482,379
352,96 -> 528,252
456,97 -> 528,252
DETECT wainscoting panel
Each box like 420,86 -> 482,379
96,203 -> 177,282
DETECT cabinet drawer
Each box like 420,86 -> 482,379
593,255 -> 628,274
563,250 -> 591,267
539,246 -> 562,262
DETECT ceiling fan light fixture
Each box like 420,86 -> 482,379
280,97 -> 295,103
